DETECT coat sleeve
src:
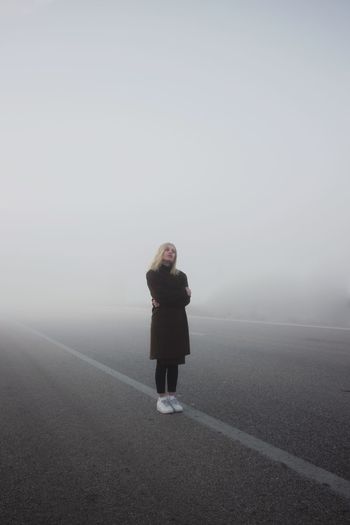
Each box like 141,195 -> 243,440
146,271 -> 190,307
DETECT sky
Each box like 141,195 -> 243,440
1,0 -> 349,323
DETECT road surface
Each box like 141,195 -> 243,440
1,308 -> 349,524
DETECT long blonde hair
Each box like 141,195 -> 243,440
149,242 -> 179,275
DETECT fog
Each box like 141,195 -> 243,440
1,0 -> 349,325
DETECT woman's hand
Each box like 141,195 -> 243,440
152,298 -> 160,308
185,287 -> 191,297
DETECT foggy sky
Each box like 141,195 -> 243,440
1,1 -> 349,323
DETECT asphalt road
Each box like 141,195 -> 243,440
1,307 -> 349,524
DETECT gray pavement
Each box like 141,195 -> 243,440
1,308 -> 349,524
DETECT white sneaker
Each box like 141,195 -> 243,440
168,396 -> 183,413
157,397 -> 174,414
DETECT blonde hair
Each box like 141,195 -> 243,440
149,242 -> 179,275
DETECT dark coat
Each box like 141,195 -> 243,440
146,264 -> 190,364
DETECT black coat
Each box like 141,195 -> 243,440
146,265 -> 190,364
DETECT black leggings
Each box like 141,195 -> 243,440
155,362 -> 179,394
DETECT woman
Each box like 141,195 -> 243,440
146,243 -> 191,414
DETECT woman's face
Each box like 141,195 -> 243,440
162,245 -> 176,265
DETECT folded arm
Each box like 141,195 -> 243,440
146,271 -> 191,307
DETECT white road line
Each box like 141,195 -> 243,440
189,332 -> 206,336
15,322 -> 350,502
190,315 -> 350,332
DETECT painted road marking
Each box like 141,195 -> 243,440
190,315 -> 350,332
14,322 -> 350,502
